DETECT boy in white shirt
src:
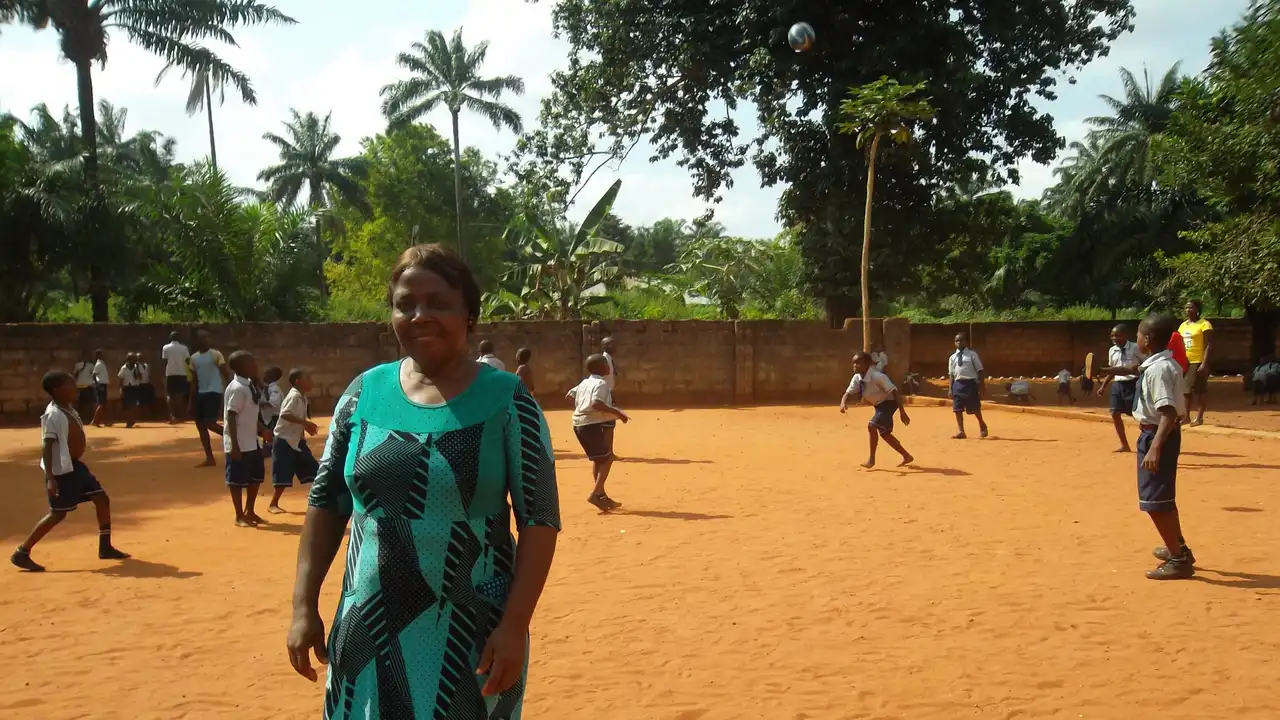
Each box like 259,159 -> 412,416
1055,369 -> 1075,405
223,351 -> 274,527
161,331 -> 191,423
1097,324 -> 1145,453
870,344 -> 889,373
90,348 -> 111,427
567,354 -> 629,512
259,366 -> 285,431
948,333 -> 990,439
840,351 -> 913,468
1131,313 -> 1195,580
476,340 -> 506,371
136,351 -> 155,409
268,368 -> 320,514
118,353 -> 142,428
72,351 -> 97,418
10,371 -> 129,572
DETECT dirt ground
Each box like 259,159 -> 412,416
2,405 -> 1278,720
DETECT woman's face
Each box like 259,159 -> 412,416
391,266 -> 472,369
1185,302 -> 1200,321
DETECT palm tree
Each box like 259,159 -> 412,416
1085,63 -> 1182,188
837,77 -> 936,350
380,28 -> 524,261
154,64 -> 227,170
17,0 -> 295,321
257,109 -> 369,298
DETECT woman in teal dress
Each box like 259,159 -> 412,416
287,244 -> 561,719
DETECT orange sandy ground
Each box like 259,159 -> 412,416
2,406 -> 1278,720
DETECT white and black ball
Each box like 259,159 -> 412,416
788,22 -> 815,53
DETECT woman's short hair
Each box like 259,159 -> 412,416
388,244 -> 481,321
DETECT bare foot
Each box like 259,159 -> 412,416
267,505 -> 286,515
194,459 -> 216,468
235,517 -> 253,528
1190,418 -> 1204,427
98,547 -> 131,560
898,455 -> 914,466
1114,446 -> 1132,453
860,460 -> 875,469
245,513 -> 266,526
952,432 -> 967,440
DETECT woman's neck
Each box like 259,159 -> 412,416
403,352 -> 478,402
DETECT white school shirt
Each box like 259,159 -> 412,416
162,341 -> 190,377
72,361 -> 95,388
1056,370 -> 1072,385
274,387 -> 309,450
1108,341 -> 1142,382
92,359 -> 109,385
1009,379 -> 1031,396
847,368 -> 896,406
477,354 -> 506,371
603,352 -> 617,390
870,351 -> 888,372
118,364 -> 141,386
138,361 -> 151,384
260,381 -> 284,425
1133,351 -> 1187,426
223,375 -> 262,453
948,349 -> 984,381
40,402 -> 82,475
569,375 -> 614,426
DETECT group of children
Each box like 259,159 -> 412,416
840,318 -> 1196,580
71,349 -> 159,428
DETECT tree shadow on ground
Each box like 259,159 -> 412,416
1192,568 -> 1280,590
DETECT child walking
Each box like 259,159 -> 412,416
259,366 -> 284,432
1133,313 -> 1195,580
567,354 -> 629,513
223,351 -> 273,527
10,371 -> 130,572
268,369 -> 320,514
840,351 -> 913,468
948,333 -> 990,439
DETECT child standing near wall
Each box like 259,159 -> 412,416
223,351 -> 272,527
259,366 -> 284,432
840,351 -> 913,468
568,354 -> 629,513
1055,368 -> 1075,404
268,368 -> 319,514
117,353 -> 142,428
948,333 -> 990,439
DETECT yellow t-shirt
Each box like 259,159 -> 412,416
1179,318 -> 1214,364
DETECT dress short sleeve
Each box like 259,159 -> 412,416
308,374 -> 362,519
504,382 -> 561,531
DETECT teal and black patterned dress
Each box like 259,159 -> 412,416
308,361 -> 560,720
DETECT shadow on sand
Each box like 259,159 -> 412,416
1192,568 -> 1280,591
46,557 -> 203,579
613,509 -> 731,521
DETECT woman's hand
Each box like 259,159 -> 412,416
476,621 -> 527,696
287,608 -> 329,682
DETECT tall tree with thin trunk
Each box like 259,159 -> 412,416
154,64 -> 228,170
16,0 -> 295,321
837,77 -> 935,349
380,28 -> 524,262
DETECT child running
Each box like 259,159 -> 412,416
1132,313 -> 1195,580
223,350 -> 273,527
259,366 -> 284,432
567,353 -> 629,512
10,371 -> 130,572
948,333 -> 990,439
840,351 -> 913,468
267,368 -> 319,514
1097,324 -> 1144,453
188,330 -> 228,467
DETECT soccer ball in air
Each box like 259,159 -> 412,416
788,22 -> 815,53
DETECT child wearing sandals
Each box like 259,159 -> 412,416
840,351 -> 913,468
567,353 -> 629,512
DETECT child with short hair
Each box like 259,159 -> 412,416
224,350 -> 273,527
72,351 -> 96,419
10,371 -> 129,572
90,348 -> 110,427
118,353 -> 142,428
948,333 -> 989,439
267,368 -> 319,514
515,347 -> 535,393
1055,368 -> 1075,404
840,351 -> 913,468
1133,313 -> 1195,580
567,353 -> 629,512
259,366 -> 284,431
1098,324 -> 1144,453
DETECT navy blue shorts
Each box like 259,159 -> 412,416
140,383 -> 156,405
77,387 -> 96,408
49,460 -> 105,512
951,379 -> 981,414
225,448 -> 265,488
869,400 -> 898,436
272,438 -> 318,488
194,392 -> 222,424
1137,426 -> 1181,513
1110,379 -> 1137,415
165,375 -> 190,397
94,383 -> 108,405
121,385 -> 142,408
574,421 -> 616,460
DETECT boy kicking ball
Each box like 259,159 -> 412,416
11,371 -> 129,571
840,351 -> 913,468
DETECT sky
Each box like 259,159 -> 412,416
0,0 -> 1254,238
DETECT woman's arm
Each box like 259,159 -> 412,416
1199,329 -> 1214,372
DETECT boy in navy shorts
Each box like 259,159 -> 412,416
11,371 -> 129,571
841,351 -> 913,468
948,333 -> 989,439
224,351 -> 273,527
1097,324 -> 1144,453
267,368 -> 320,514
1132,313 -> 1195,580
567,354 -> 629,512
